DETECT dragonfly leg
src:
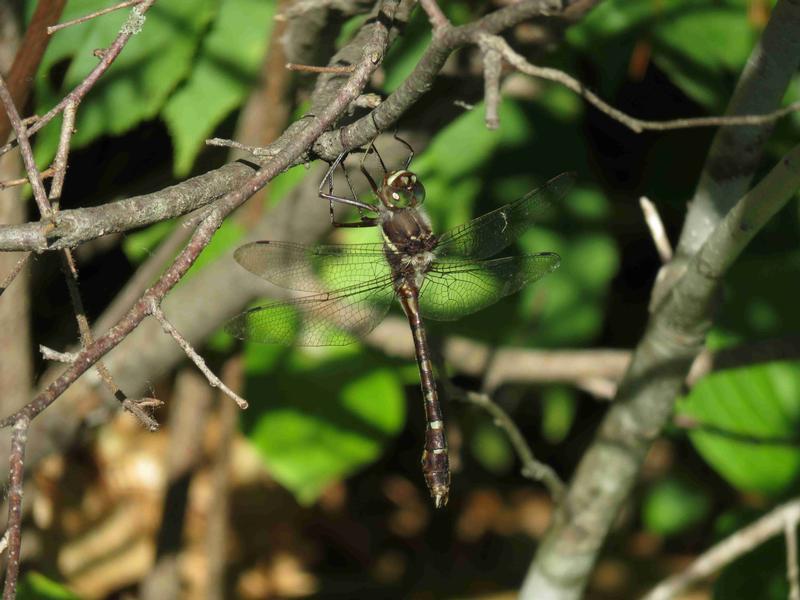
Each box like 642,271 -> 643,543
393,129 -> 415,170
359,139 -> 380,194
319,149 -> 377,227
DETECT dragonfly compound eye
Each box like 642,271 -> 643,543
385,171 -> 426,208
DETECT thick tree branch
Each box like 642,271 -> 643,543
675,0 -> 800,257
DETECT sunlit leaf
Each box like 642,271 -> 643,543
642,477 -> 710,536
18,572 -> 81,600
242,345 -> 405,504
35,0 -> 217,166
677,361 -> 800,494
541,386 -> 576,444
470,419 -> 514,475
162,0 -> 276,174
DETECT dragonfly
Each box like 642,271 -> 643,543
227,147 -> 574,508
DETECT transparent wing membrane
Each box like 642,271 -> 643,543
226,277 -> 396,346
418,254 -> 561,321
435,172 -> 574,260
234,241 -> 389,292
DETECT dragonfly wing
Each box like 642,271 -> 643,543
226,277 -> 396,346
434,172 -> 574,260
418,254 -> 560,321
234,240 -> 389,292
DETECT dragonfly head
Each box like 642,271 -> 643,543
379,170 -> 425,210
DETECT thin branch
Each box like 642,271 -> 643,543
286,62 -> 355,73
643,499 -> 800,600
477,33 -> 800,134
419,0 -> 451,32
0,252 -> 30,297
48,100 -> 78,208
640,196 -> 673,263
2,417 -> 30,600
0,74 -> 52,219
60,248 -> 158,429
458,389 -> 565,500
787,516 -> 800,600
0,167 -> 54,190
478,38 -> 502,130
39,345 -> 78,363
47,0 -> 144,34
148,300 -> 248,410
205,138 -> 277,159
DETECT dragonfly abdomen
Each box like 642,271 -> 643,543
397,283 -> 450,508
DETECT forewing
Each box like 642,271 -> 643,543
435,172 -> 574,260
234,240 -> 389,292
418,254 -> 560,321
226,277 -> 396,346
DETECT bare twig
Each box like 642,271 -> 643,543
47,0 -> 144,34
60,248 -> 158,429
640,196 -> 673,263
477,33 -> 800,134
2,417 -> 30,600
575,377 -> 617,400
48,100 -> 78,208
787,516 -> 800,600
643,499 -> 800,600
205,137 -> 277,159
147,300 -> 248,410
479,39 -> 502,130
0,252 -> 30,297
0,74 -> 52,218
458,389 -> 565,500
286,62 -> 355,73
0,167 -> 54,190
419,0 -> 451,32
39,345 -> 79,363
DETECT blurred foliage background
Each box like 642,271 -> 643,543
7,0 -> 800,597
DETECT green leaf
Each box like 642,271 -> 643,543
652,2 -> 757,111
567,0 -> 755,110
162,0 -> 276,175
413,100 -> 530,182
242,345 -> 405,504
677,361 -> 800,495
519,231 -> 619,346
35,0 -> 217,166
541,386 -> 576,444
642,477 -> 710,536
470,419 -> 514,475
18,572 -> 81,600
122,219 -> 176,263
